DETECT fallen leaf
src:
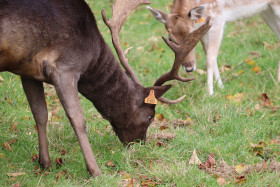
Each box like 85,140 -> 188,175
188,149 -> 202,165
204,153 -> 215,169
249,51 -> 261,58
235,164 -> 247,174
234,175 -> 247,184
106,160 -> 115,167
10,139 -> 17,145
220,64 -> 232,72
263,41 -> 273,50
159,125 -> 168,131
226,93 -> 245,103
141,179 -> 158,187
12,183 -> 21,187
0,153 -> 4,158
10,122 -> 18,133
155,113 -> 165,122
122,178 -> 134,187
56,158 -> 63,166
250,141 -> 267,156
217,177 -> 227,186
3,142 -> 12,152
261,93 -> 273,107
252,65 -> 261,73
55,170 -> 68,182
60,150 -> 68,156
244,58 -> 255,65
156,141 -> 163,147
235,70 -> 245,76
6,172 -> 26,177
123,173 -> 132,179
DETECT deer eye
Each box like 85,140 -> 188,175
148,115 -> 154,121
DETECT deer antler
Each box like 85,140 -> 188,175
156,17 -> 211,104
102,0 -> 151,85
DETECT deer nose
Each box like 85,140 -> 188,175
183,63 -> 196,72
183,66 -> 195,72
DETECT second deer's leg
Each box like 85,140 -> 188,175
21,78 -> 51,169
53,71 -> 101,177
204,18 -> 225,95
261,4 -> 280,81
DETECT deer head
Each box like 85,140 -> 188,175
100,0 -> 210,144
147,2 -> 207,72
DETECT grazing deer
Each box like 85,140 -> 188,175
147,0 -> 280,95
0,0 -> 210,176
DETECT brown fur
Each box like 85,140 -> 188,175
0,0 -> 172,176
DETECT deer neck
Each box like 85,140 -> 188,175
78,37 -> 141,121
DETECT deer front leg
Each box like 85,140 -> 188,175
53,72 -> 101,177
21,78 -> 51,169
204,19 -> 225,95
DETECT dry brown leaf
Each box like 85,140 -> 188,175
249,51 -> 261,58
56,158 -> 63,166
155,113 -> 165,122
12,183 -> 21,187
6,172 -> 26,177
188,149 -> 202,165
106,160 -> 115,167
262,93 -> 273,107
234,175 -> 247,184
159,125 -> 168,131
141,179 -> 158,187
204,153 -> 216,169
3,142 -> 12,152
0,153 -> 4,158
10,122 -> 18,132
217,177 -> 227,186
220,64 -> 232,72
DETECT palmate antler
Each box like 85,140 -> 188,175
156,17 -> 212,104
102,0 -> 211,104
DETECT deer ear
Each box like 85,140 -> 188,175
189,5 -> 205,21
144,85 -> 172,101
147,6 -> 168,24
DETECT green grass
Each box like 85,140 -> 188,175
1,0 -> 280,186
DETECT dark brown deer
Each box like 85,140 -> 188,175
0,0 -> 210,177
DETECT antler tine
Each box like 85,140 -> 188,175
182,17 -> 211,55
156,17 -> 212,104
101,0 -> 151,85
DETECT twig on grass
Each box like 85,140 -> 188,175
222,61 -> 245,82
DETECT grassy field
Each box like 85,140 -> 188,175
1,0 -> 280,186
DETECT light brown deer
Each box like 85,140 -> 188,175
148,0 -> 280,95
0,0 -> 210,176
